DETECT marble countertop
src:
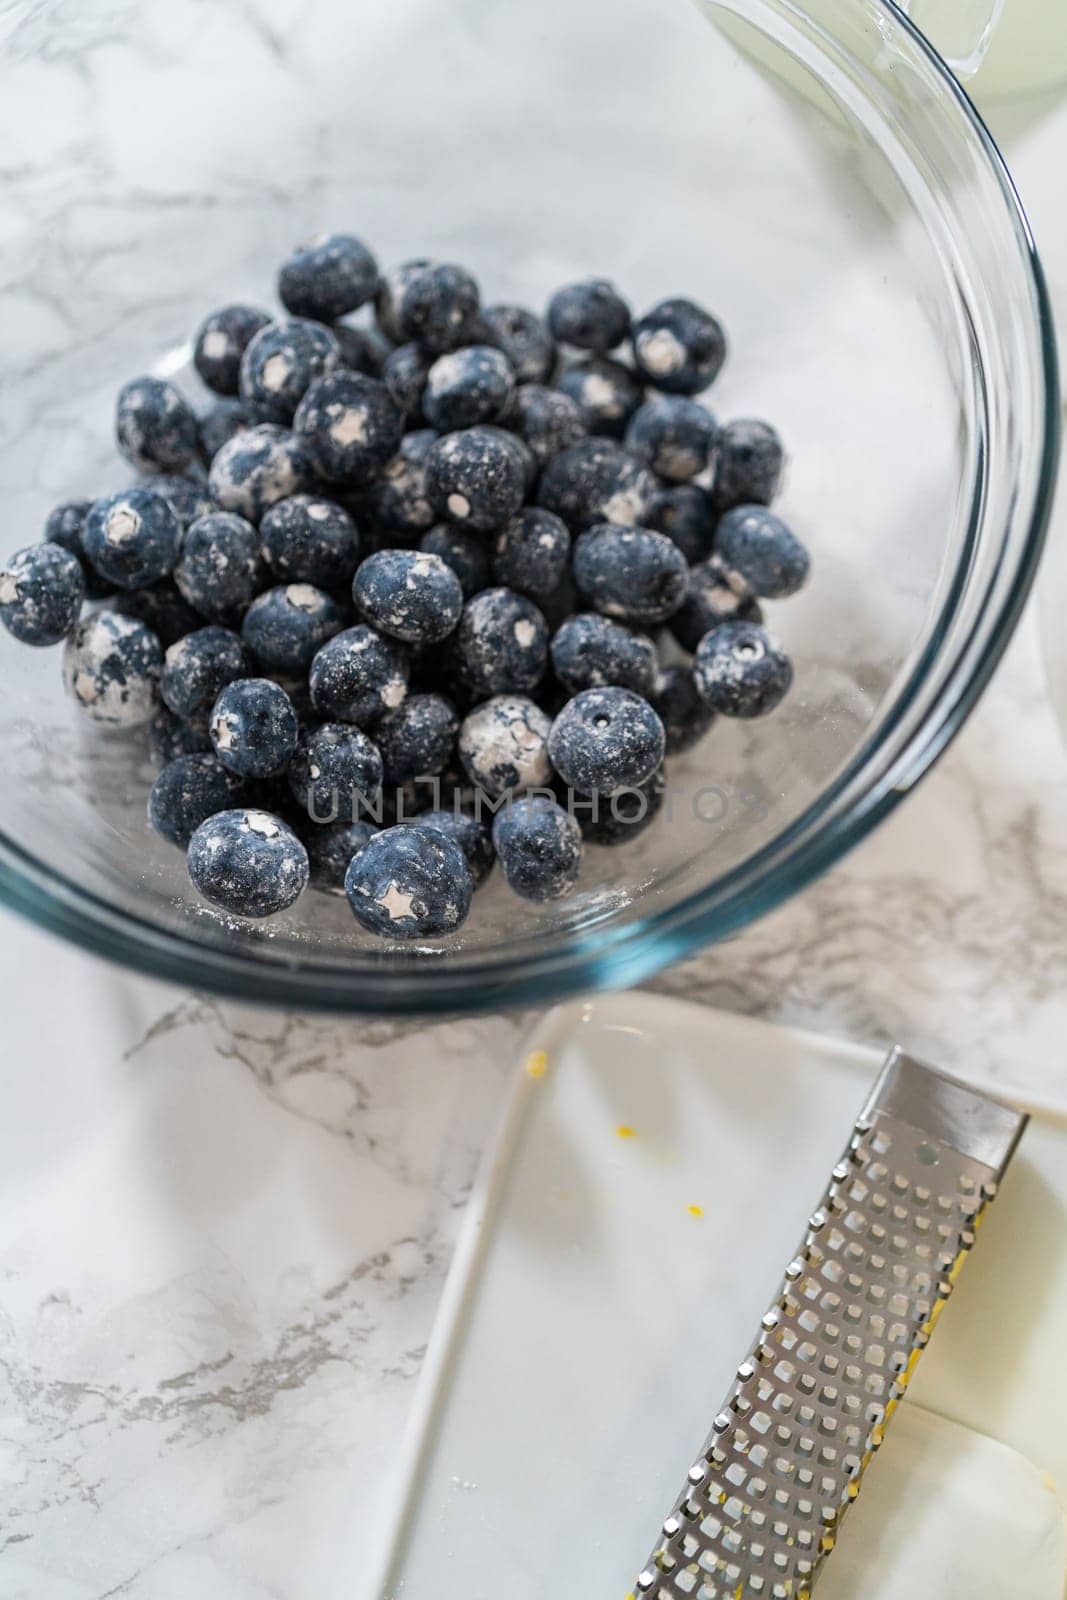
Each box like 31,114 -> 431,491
2,69 -> 1067,1600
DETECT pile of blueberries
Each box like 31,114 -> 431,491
0,232 -> 810,940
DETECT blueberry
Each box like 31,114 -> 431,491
43,499 -> 112,599
62,610 -> 162,726
649,664 -> 715,754
0,543 -> 85,646
160,625 -> 253,719
198,399 -> 260,462
537,438 -> 656,531
669,554 -> 762,653
193,305 -> 272,396
646,482 -> 715,564
492,795 -> 583,902
412,809 -> 494,888
481,304 -> 556,383
345,822 -> 473,939
711,418 -> 784,512
397,262 -> 481,354
451,587 -> 548,697
419,524 -> 490,599
631,297 -> 727,396
113,581 -> 202,648
509,383 -> 587,468
546,279 -> 630,353
693,620 -> 792,718
151,474 -> 220,530
188,808 -> 309,918
83,487 -> 181,591
625,394 -> 718,481
426,426 -> 526,532
382,342 -> 430,416
572,524 -> 688,625
457,694 -> 552,800
278,232 -> 379,322
174,510 -> 263,621
556,356 -> 642,438
491,508 -> 570,602
364,429 -> 437,540
375,258 -> 434,343
147,753 -> 247,846
210,678 -> 300,778
575,766 -> 665,846
242,583 -> 345,674
376,693 -> 460,786
333,323 -> 392,376
714,505 -> 809,599
548,686 -> 664,792
297,371 -> 404,487
148,705 -> 212,766
309,624 -> 409,725
550,612 -> 657,696
115,377 -> 200,474
288,722 -> 384,824
208,425 -> 311,522
260,494 -> 361,588
350,549 -> 462,647
239,319 -> 341,423
304,819 -> 377,895
485,424 -> 538,496
423,345 -> 514,431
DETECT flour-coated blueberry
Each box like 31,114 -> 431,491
426,426 -> 526,532
294,370 -> 403,486
556,356 -> 642,438
62,610 -> 162,726
335,322 -> 392,377
669,554 -> 762,653
575,766 -> 666,846
536,438 -> 655,531
547,279 -> 630,353
210,677 -> 300,778
631,297 -> 727,396
194,305 -> 272,396
0,542 -> 85,646
188,808 -> 308,917
304,819 -> 377,895
375,258 -> 434,343
419,524 -> 490,599
198,399 -> 261,462
715,505 -> 809,599
646,482 -> 715,564
208,425 -> 311,522
288,722 -> 384,824
364,429 -> 437,540
116,377 -> 200,474
625,393 -> 718,481
147,753 -> 247,846
412,809 -> 494,888
344,822 -> 473,939
260,494 -> 361,588
423,345 -> 514,431
572,524 -> 688,625
548,686 -> 664,792
397,262 -> 480,354
711,418 -> 784,512
649,663 -> 715,754
238,318 -> 341,423
151,474 -> 220,530
278,232 -> 379,322
160,625 -> 253,719
113,581 -> 201,648
43,499 -> 112,599
693,620 -> 792,718
481,304 -> 556,383
376,693 -> 459,787
353,549 -> 463,645
309,624 -> 409,725
242,583 -> 345,674
491,508 -> 570,603
83,487 -> 181,591
550,612 -> 657,696
451,587 -> 548,697
382,343 -> 430,416
174,510 -> 263,622
148,705 -> 212,766
458,694 -> 552,799
492,795 -> 583,902
509,384 -> 587,468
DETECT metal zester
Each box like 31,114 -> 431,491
630,1047 -> 1028,1600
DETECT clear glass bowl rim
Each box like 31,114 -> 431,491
0,0 -> 1059,1017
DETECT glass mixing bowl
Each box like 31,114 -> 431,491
0,0 -> 1057,1016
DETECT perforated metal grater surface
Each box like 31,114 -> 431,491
631,1047 -> 1027,1600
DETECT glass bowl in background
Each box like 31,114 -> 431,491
0,0 -> 1057,1016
